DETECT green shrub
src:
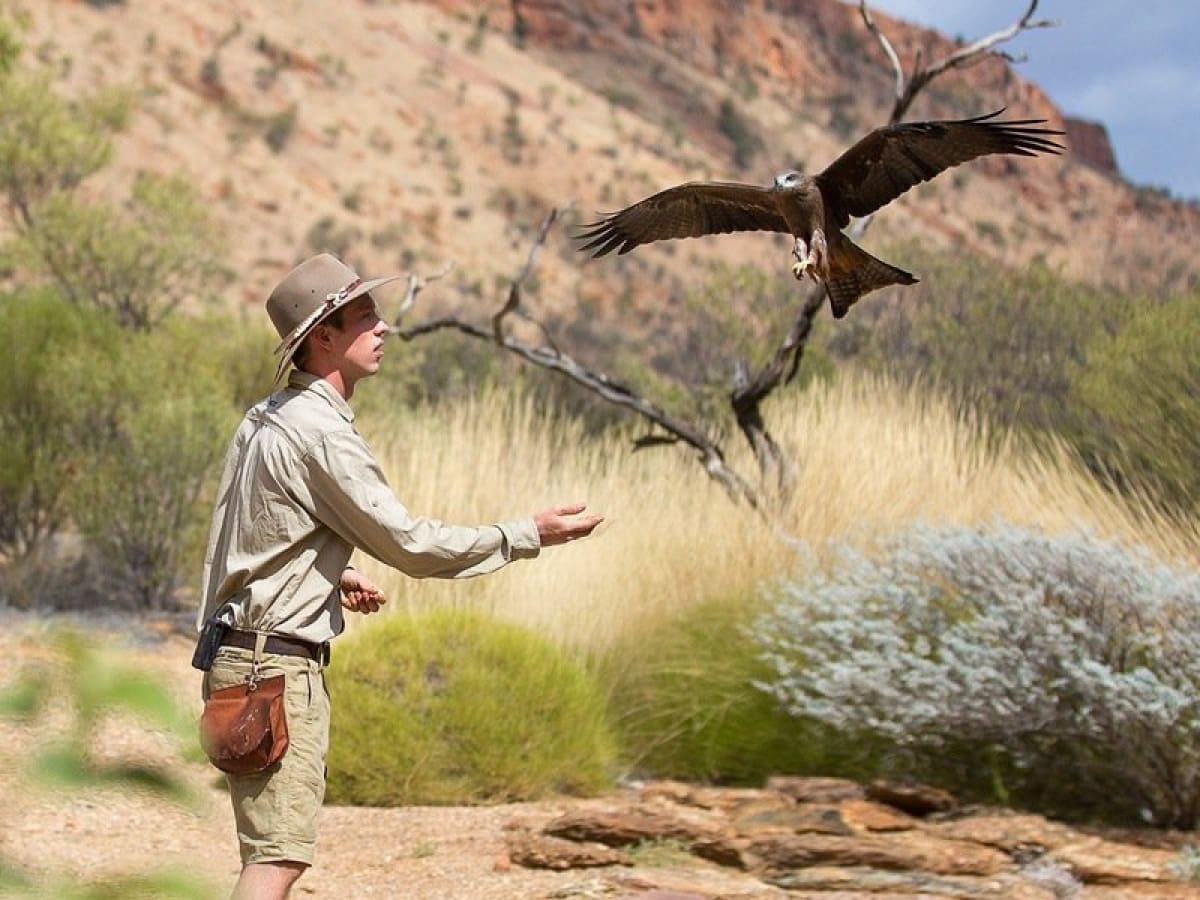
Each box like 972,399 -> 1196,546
69,317 -> 241,608
179,312 -> 276,413
0,290 -> 112,570
0,294 -> 267,609
605,594 -> 880,785
1071,289 -> 1200,515
263,104 -> 296,153
0,54 -> 223,330
326,608 -> 617,805
819,242 -> 1126,435
0,70 -> 116,211
10,172 -> 226,330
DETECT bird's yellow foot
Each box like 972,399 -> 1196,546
791,258 -> 811,279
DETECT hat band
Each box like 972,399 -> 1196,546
326,277 -> 363,305
273,277 -> 365,356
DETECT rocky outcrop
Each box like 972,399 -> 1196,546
505,778 -> 1196,899
1064,116 -> 1120,176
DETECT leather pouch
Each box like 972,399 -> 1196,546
199,674 -> 289,775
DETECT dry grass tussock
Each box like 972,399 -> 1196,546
353,375 -> 1199,654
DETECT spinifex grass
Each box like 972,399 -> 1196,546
354,375 -> 1197,655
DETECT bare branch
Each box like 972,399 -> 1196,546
392,262 -> 453,326
920,1 -> 1056,85
859,1 -> 904,108
860,0 -> 1058,123
492,205 -> 565,352
728,281 -> 825,496
389,214 -> 765,512
397,312 -> 762,509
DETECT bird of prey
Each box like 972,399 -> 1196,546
577,110 -> 1064,318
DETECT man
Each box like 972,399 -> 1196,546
196,253 -> 602,899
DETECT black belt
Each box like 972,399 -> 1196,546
221,629 -> 330,665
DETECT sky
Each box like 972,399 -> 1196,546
860,1 -> 1200,201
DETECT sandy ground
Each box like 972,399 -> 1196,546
0,610 -> 618,899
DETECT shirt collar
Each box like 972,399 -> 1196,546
287,370 -> 355,423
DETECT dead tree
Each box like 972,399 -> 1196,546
389,2 -> 1056,513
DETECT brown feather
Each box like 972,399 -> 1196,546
577,182 -> 789,257
815,109 -> 1064,228
825,241 -> 917,319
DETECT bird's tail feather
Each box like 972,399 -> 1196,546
825,242 -> 918,318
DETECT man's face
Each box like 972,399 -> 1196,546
320,295 -> 388,380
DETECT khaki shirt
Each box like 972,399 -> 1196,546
197,371 -> 540,643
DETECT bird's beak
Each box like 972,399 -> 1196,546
773,175 -> 786,190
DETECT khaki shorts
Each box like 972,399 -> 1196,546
203,645 -> 330,866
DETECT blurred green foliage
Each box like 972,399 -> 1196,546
0,630 -> 214,897
0,22 -> 250,609
0,18 -> 20,76
0,72 -> 115,212
7,171 -> 227,329
326,608 -> 617,805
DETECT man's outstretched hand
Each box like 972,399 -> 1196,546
534,502 -> 604,547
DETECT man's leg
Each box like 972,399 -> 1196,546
232,861 -> 306,899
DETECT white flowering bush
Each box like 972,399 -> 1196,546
753,523 -> 1200,827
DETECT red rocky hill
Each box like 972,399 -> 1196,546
11,0 -> 1200,331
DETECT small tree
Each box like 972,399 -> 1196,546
0,290 -> 111,569
0,31 -> 224,328
69,320 -> 241,609
0,17 -> 234,609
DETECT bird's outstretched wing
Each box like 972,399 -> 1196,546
577,182 -> 789,257
815,109 -> 1064,228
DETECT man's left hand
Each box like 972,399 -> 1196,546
340,569 -> 386,614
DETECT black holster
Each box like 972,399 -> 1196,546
191,617 -> 229,672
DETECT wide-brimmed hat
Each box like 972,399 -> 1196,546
267,253 -> 404,384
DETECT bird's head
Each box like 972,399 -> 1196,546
773,171 -> 807,193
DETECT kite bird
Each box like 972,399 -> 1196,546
577,110 -> 1064,318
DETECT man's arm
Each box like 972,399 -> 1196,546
302,430 -> 597,579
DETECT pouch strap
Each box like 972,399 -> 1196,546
248,632 -> 268,690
